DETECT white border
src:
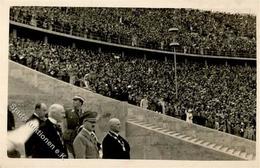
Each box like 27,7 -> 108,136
0,0 -> 259,168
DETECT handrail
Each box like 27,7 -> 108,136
9,20 -> 256,61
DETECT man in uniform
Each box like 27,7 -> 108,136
63,95 -> 85,158
73,111 -> 100,158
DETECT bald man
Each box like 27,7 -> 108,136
102,118 -> 130,159
31,104 -> 68,158
25,103 -> 47,157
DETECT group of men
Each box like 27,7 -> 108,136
140,96 -> 166,114
8,95 -> 130,159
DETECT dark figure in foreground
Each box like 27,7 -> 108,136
102,118 -> 130,159
25,103 -> 47,157
31,104 -> 68,158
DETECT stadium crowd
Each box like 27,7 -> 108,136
9,36 -> 256,140
10,7 -> 256,57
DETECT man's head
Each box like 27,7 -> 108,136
187,108 -> 193,113
72,95 -> 85,109
35,103 -> 47,120
108,118 -> 121,133
81,111 -> 97,132
48,104 -> 65,123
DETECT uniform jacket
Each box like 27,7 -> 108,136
73,128 -> 99,159
63,108 -> 83,142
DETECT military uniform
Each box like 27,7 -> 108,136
73,128 -> 100,158
73,111 -> 100,158
63,108 -> 83,157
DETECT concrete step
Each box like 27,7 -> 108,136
220,147 -> 229,152
183,136 -> 192,141
171,133 -> 181,136
177,134 -> 187,139
233,150 -> 241,156
155,128 -> 165,131
150,126 -> 160,129
127,119 -> 255,160
133,120 -> 145,124
143,123 -> 155,127
164,131 -> 176,134
202,142 -> 210,146
248,154 -> 255,160
240,152 -> 247,158
208,143 -> 216,148
190,138 -> 198,143
195,140 -> 204,145
227,149 -> 235,155
214,145 -> 223,150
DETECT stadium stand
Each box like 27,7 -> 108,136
10,7 -> 256,57
9,35 -> 256,141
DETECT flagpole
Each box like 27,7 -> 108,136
169,27 -> 179,99
174,47 -> 178,99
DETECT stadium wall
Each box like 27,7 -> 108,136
126,122 -> 241,160
127,105 -> 256,159
8,60 -> 128,141
8,61 -> 256,160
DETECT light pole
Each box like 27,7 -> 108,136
169,28 -> 179,99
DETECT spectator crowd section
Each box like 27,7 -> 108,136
9,36 -> 256,141
10,7 -> 256,58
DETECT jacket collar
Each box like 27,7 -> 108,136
109,130 -> 119,137
80,128 -> 98,148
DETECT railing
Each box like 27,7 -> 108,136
9,15 -> 256,58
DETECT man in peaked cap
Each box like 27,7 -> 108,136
73,111 -> 100,158
63,95 -> 85,158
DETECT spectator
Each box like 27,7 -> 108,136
185,108 -> 193,124
9,35 -> 256,140
140,95 -> 149,109
10,7 -> 256,58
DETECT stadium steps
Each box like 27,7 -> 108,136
127,117 -> 255,160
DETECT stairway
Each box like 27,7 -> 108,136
127,116 -> 255,160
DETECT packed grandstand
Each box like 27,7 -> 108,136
10,7 -> 256,57
9,7 -> 256,141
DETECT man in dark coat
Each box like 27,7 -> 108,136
8,105 -> 15,131
25,103 -> 47,157
7,105 -> 20,158
102,118 -> 130,159
31,104 -> 68,158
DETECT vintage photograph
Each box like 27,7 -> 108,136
7,4 -> 256,162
